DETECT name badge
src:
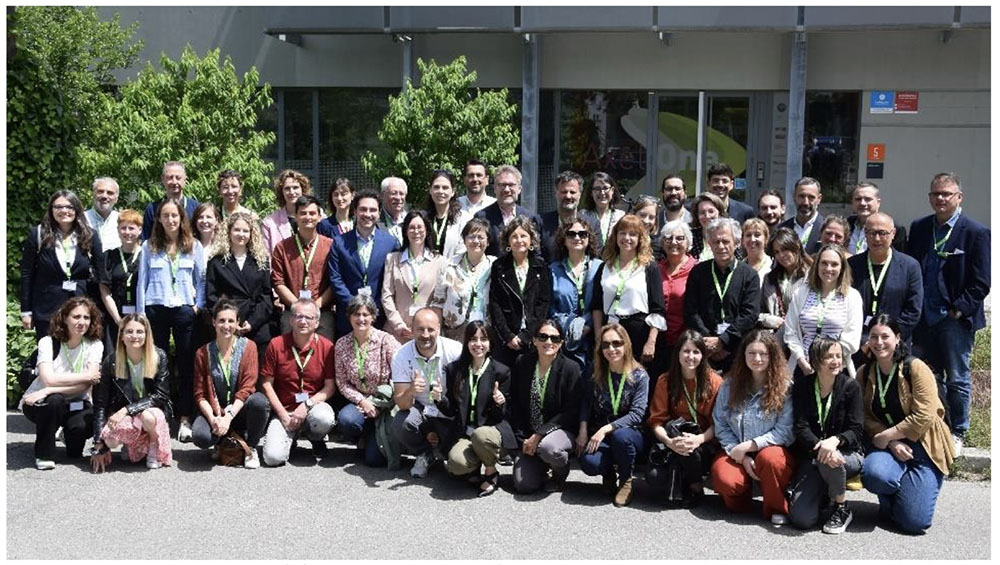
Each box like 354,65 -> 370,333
62,280 -> 77,291
423,403 -> 441,418
168,295 -> 183,307
408,304 -> 421,317
68,401 -> 85,412
465,425 -> 476,437
716,323 -> 730,335
864,315 -> 873,328
179,258 -> 195,269
299,290 -> 313,300
358,287 -> 372,297
122,305 -> 136,315
294,392 -> 310,404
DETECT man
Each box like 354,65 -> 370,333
908,172 -> 991,455
457,159 -> 496,216
776,177 -> 824,254
683,218 -> 760,372
819,215 -> 851,249
657,174 -> 692,227
328,189 -> 400,338
271,195 -> 336,340
85,177 -> 121,251
706,163 -> 754,224
847,212 -> 923,368
259,299 -> 337,466
846,182 -> 908,254
391,308 -> 464,478
378,176 -> 408,246
539,171 -> 601,261
475,165 -> 542,257
142,161 -> 199,240
757,189 -> 787,231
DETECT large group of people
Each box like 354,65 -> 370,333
17,159 -> 988,537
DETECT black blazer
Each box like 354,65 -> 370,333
777,213 -> 824,255
907,212 -> 991,332
847,250 -> 923,342
205,254 -> 274,345
438,358 -> 517,451
92,347 -> 172,443
539,210 -> 601,262
791,370 -> 864,460
20,225 -> 106,321
488,253 -> 552,345
726,198 -> 756,224
683,259 -> 760,351
511,352 -> 582,443
847,215 -> 907,252
474,202 -> 543,257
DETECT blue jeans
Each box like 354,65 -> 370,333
338,403 -> 386,467
578,427 -> 646,484
914,316 -> 974,434
862,440 -> 943,535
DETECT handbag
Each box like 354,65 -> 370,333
651,417 -> 704,501
218,431 -> 252,466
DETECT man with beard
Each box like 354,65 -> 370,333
757,189 -> 787,232
457,159 -> 496,216
776,177 -> 824,255
846,182 -> 907,254
539,170 -> 601,261
475,165 -> 542,257
85,177 -> 122,251
707,163 -> 754,224
658,174 -> 692,226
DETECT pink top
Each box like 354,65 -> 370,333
659,255 -> 696,346
334,329 -> 400,405
261,208 -> 294,254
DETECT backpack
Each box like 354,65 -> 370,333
19,341 -> 60,394
900,356 -> 952,431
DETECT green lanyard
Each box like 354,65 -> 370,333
799,222 -> 815,246
407,253 -> 425,302
609,258 -> 638,315
216,346 -> 233,398
534,363 -> 552,400
464,254 -> 490,316
127,358 -> 144,398
514,263 -> 528,293
357,234 -> 373,285
119,248 -> 140,303
600,209 -> 613,242
875,362 -> 898,426
933,222 -> 955,257
467,358 -> 491,424
415,356 -> 440,388
854,233 -> 866,254
60,236 -> 74,279
607,370 -> 628,416
866,250 -> 893,316
168,252 -> 181,296
681,379 -> 699,421
63,342 -> 89,374
711,261 -> 736,319
433,216 -> 447,251
565,258 -> 589,315
814,290 -> 836,335
292,337 -> 317,390
353,336 -> 369,389
294,233 -> 319,290
814,378 -> 833,431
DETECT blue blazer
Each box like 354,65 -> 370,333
539,211 -> 601,262
777,213 -> 824,255
726,198 -> 756,224
907,213 -> 991,331
327,228 -> 399,335
475,202 -> 542,258
847,249 -> 923,342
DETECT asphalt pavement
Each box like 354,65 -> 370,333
5,412 -> 991,560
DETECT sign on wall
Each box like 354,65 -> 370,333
895,91 -> 919,113
869,91 -> 895,113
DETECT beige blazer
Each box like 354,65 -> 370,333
381,249 -> 446,342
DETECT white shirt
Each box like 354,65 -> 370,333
85,208 -> 120,250
458,194 -> 496,216
848,223 -> 867,255
19,336 -> 103,409
391,336 -> 463,409
793,213 -> 820,244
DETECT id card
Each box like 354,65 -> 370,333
299,289 -> 313,300
716,323 -> 730,335
168,295 -> 183,307
294,392 -> 309,404
864,315 -> 872,328
62,280 -> 76,291
122,305 -> 136,315
358,286 -> 372,297
68,401 -> 85,412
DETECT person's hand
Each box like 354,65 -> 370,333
22,389 -> 49,406
888,440 -> 913,462
675,432 -> 704,455
429,382 -> 442,403
108,407 -> 127,428
575,430 -> 588,457
729,440 -> 753,464
412,372 -> 427,395
426,431 -> 439,448
860,342 -> 871,356
491,382 -> 505,406
507,336 -> 522,351
237,321 -> 252,335
522,433 -> 542,456
91,451 -> 112,474
398,326 -> 413,342
641,337 -> 656,362
798,358 -> 815,376
279,411 -> 294,431
358,398 -> 378,418
948,308 -> 963,320
216,414 -> 232,437
741,456 -> 760,481
872,430 -> 891,450
21,315 -> 32,330
586,427 -> 608,454
664,435 -> 687,455
87,366 -> 101,384
814,436 -> 842,467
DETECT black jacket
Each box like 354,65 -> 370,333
205,254 -> 274,345
777,214 -> 824,255
539,210 -> 602,262
511,352 -> 582,443
438,358 -> 517,451
488,253 -> 552,345
474,203 -> 543,258
20,225 -> 106,321
683,259 -> 760,352
791,370 -> 865,460
847,249 -> 923,342
92,347 -> 172,443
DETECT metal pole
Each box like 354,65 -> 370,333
695,90 -> 706,195
646,91 -> 659,195
785,28 -> 808,205
521,33 -> 540,214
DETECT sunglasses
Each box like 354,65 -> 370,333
566,230 -> 590,240
600,340 -> 625,350
534,333 -> 563,343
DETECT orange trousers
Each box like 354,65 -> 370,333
710,445 -> 796,518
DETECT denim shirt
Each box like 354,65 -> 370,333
580,367 -> 649,430
549,257 -> 603,371
136,239 -> 206,313
712,377 -> 794,455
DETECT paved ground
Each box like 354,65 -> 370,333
5,412 -> 991,560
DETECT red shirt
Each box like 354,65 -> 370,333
659,255 -> 696,346
262,333 -> 335,410
270,233 -> 332,306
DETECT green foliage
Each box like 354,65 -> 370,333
7,7 -> 142,296
971,326 -> 990,372
79,46 -> 277,216
7,301 -> 38,409
362,56 -> 519,205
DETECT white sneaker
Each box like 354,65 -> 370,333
953,434 -> 964,457
35,459 -> 55,471
244,449 -> 260,469
771,513 -> 789,526
410,451 -> 434,478
55,427 -> 64,442
146,450 -> 162,470
177,421 -> 193,443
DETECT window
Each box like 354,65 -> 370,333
803,92 -> 860,203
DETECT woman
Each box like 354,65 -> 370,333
262,169 -> 314,253
592,214 -> 666,372
646,330 -> 723,508
578,172 -> 626,250
192,202 -> 223,259
20,189 -> 106,341
205,211 -> 274,366
20,297 -> 104,470
488,215 -> 552,370
548,221 -> 603,375
784,243 -> 863,377
439,321 -> 516,496
690,192 -> 726,262
381,210 -> 447,343
217,169 -> 252,221
758,228 -> 812,343
576,324 -> 649,507
787,337 -> 865,534
137,198 -> 206,443
511,320 -> 582,493
317,177 -> 355,238
335,294 -> 401,467
741,218 -> 772,284
654,219 -> 697,374
191,300 -> 270,468
711,329 -> 795,524
425,169 -> 472,259
860,314 -> 954,535
99,209 -> 143,352
430,218 -> 496,341
631,195 -> 661,258
90,313 -> 172,472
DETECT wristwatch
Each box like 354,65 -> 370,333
305,398 -> 315,409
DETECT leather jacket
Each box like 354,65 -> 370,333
92,347 -> 172,443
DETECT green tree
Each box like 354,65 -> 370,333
361,56 -> 519,205
79,46 -> 276,215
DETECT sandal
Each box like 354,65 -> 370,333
478,471 -> 500,497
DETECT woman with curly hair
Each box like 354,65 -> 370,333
548,220 -> 603,374
425,169 -> 473,259
711,329 -> 796,525
262,169 -> 317,253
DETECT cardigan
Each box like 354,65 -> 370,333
380,249 -> 447,340
193,339 -> 259,415
791,370 -> 865,460
511,352 -> 583,442
438,358 -> 518,451
647,370 -> 723,433
488,253 -> 552,345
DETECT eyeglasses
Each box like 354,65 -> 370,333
534,333 -> 563,343
497,182 -> 519,189
464,234 -> 487,242
566,230 -> 589,240
864,229 -> 892,239
929,191 -> 960,200
294,314 -> 317,322
663,235 -> 687,242
592,185 -> 612,193
600,340 -> 625,350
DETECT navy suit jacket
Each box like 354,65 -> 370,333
777,213 -> 824,255
726,198 -> 756,225
475,203 -> 542,257
142,196 -> 200,240
847,250 -> 923,342
539,211 -> 601,262
327,228 -> 399,334
907,212 -> 991,331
